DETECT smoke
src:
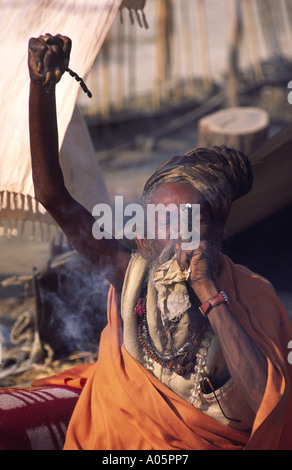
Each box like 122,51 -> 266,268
36,253 -> 109,357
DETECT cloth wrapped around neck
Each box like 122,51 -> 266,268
151,257 -> 191,324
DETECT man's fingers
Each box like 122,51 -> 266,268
41,33 -> 54,43
176,239 -> 210,268
56,34 -> 72,55
43,47 -> 54,69
54,68 -> 62,82
28,36 -> 46,51
56,35 -> 72,69
28,37 -> 47,62
28,38 -> 48,81
175,242 -> 192,271
28,33 -> 72,85
37,62 -> 43,73
43,71 -> 51,85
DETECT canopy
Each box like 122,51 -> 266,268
0,0 -> 147,237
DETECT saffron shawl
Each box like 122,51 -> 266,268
33,255 -> 292,450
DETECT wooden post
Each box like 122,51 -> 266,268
243,0 -> 264,81
169,1 -> 182,102
256,0 -> 280,60
100,38 -> 111,116
226,0 -> 243,107
127,16 -> 137,104
198,107 -> 270,155
116,17 -> 126,111
178,0 -> 195,97
276,0 -> 292,59
195,0 -> 213,94
154,0 -> 173,107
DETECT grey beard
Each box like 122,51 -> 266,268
147,243 -> 176,280
147,238 -> 221,282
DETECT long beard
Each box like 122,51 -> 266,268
145,240 -> 220,358
148,239 -> 221,282
148,243 -> 176,280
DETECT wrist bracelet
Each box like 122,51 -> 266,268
199,291 -> 229,317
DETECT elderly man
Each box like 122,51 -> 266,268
28,35 -> 292,450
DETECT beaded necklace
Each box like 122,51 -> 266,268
134,287 -> 241,420
135,294 -> 212,377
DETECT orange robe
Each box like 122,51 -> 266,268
33,256 -> 292,450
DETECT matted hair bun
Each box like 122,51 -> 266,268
202,145 -> 254,202
143,145 -> 253,222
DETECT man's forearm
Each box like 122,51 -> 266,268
193,279 -> 268,413
29,82 -> 66,207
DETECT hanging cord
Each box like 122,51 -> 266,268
41,34 -> 92,98
65,67 -> 92,98
201,377 -> 241,424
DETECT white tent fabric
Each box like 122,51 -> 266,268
0,0 -> 147,237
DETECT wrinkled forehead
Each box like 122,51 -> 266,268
145,181 -> 210,212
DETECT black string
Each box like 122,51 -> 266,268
66,68 -> 92,99
201,377 -> 241,424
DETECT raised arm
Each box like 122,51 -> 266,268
28,34 -> 131,292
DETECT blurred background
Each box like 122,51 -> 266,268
1,0 -> 292,385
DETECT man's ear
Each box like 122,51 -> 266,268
135,235 -> 152,260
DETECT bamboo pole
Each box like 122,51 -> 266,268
242,0 -> 264,81
127,15 -> 137,106
178,0 -> 195,97
169,0 -> 183,102
226,0 -> 243,107
195,0 -> 213,93
154,0 -> 173,107
276,0 -> 292,59
116,18 -> 126,110
100,38 -> 111,116
269,0 -> 292,61
83,61 -> 100,117
256,0 -> 281,62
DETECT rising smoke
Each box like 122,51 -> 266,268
36,252 -> 109,357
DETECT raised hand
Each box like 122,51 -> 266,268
28,33 -> 72,89
175,240 -> 215,286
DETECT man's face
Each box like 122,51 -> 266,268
141,181 -> 215,259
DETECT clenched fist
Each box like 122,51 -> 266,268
28,33 -> 71,88
175,239 -> 220,288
